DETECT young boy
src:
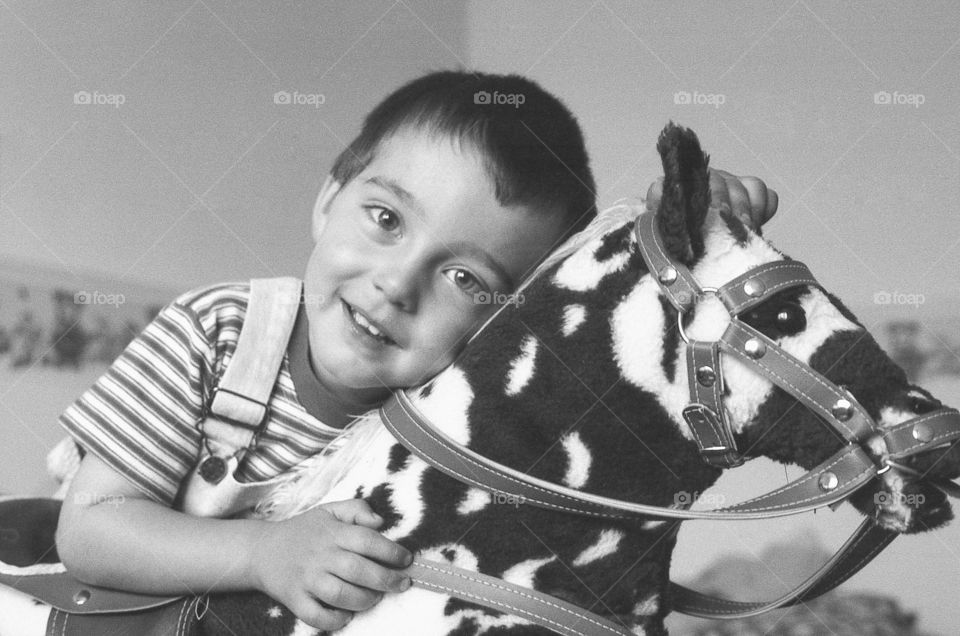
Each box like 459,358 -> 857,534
53,71 -> 775,631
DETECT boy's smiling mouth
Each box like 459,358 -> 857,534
342,300 -> 397,346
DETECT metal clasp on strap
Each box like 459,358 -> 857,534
202,385 -> 271,432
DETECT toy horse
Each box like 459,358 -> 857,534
2,124 -> 956,636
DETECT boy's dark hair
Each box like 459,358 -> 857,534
330,70 -> 597,242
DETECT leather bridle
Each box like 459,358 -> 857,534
378,211 -> 960,634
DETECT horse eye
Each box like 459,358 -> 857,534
774,302 -> 806,333
910,396 -> 934,414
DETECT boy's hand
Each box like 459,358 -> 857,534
646,169 -> 778,231
252,498 -> 413,631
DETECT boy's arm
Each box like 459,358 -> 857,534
57,453 -> 413,631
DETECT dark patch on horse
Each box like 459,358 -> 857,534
365,484 -> 400,532
594,223 -> 635,262
447,617 -> 480,636
445,597 -> 502,618
388,444 -> 411,473
658,295 -> 679,383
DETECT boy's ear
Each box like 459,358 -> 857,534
311,176 -> 342,241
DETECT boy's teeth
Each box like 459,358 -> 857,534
351,309 -> 383,337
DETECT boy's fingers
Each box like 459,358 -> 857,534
708,169 -> 732,213
739,176 -> 778,227
291,594 -> 353,631
313,573 -> 384,612
337,526 -> 414,571
644,177 -> 664,211
331,551 -> 412,593
764,188 -> 778,224
325,499 -> 383,528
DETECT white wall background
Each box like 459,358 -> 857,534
2,1 -> 958,633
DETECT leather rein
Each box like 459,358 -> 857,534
377,211 -> 960,633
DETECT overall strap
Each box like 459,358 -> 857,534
181,277 -> 302,517
202,278 -> 301,450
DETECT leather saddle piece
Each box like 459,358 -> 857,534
0,497 -> 199,636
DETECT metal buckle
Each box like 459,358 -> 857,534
677,287 -> 719,344
201,385 -> 271,432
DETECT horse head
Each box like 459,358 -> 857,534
634,122 -> 960,534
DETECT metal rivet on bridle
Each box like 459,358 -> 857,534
831,398 -> 854,422
696,366 -> 717,387
743,279 -> 766,298
913,422 -> 934,443
818,472 -> 839,491
743,338 -> 766,359
658,266 -> 678,286
73,589 -> 91,605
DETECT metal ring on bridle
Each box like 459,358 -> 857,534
677,287 -> 718,343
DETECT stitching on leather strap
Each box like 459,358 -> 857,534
726,333 -> 863,439
386,407 -> 628,520
177,598 -> 190,635
411,563 -> 631,636
732,465 -> 874,513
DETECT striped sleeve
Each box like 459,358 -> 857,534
58,289 -> 223,506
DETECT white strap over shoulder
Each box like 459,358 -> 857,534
180,277 -> 302,518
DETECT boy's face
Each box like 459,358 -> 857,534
304,129 -> 567,404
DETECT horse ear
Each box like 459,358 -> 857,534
654,123 -> 711,264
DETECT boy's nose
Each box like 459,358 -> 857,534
372,262 -> 420,312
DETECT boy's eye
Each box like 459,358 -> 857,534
444,268 -> 484,295
367,206 -> 400,232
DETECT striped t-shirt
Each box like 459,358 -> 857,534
59,281 -> 353,507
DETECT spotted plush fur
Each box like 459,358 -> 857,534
3,125 -> 956,636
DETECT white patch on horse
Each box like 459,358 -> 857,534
337,544 -> 483,636
0,584 -> 52,636
633,592 -> 659,616
562,304 -> 587,336
611,276 -> 695,439
777,287 -> 860,368
561,431 -> 592,489
457,487 -> 492,515
553,236 -> 631,291
415,366 -> 475,446
502,555 -> 556,588
871,405 -> 922,530
505,335 -> 539,396
572,528 -> 623,566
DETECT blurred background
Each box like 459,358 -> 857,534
1,2 -> 957,633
